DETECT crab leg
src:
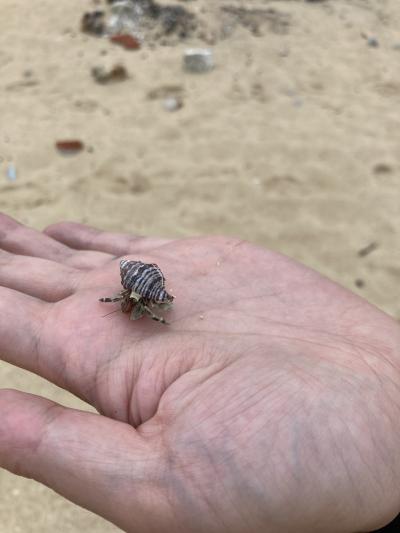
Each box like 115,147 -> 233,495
143,304 -> 168,325
99,288 -> 130,304
99,296 -> 122,303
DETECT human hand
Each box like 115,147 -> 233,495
0,213 -> 399,533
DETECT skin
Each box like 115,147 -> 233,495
0,213 -> 399,533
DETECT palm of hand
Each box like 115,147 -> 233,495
0,215 -> 399,533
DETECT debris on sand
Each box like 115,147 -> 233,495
81,0 -> 199,45
183,48 -> 214,73
81,11 -> 106,36
147,84 -> 183,100
91,64 -> 129,84
162,96 -> 183,112
367,36 -> 379,48
357,242 -> 379,258
6,163 -> 17,182
107,0 -> 197,39
55,140 -> 85,155
147,84 -> 184,110
221,6 -> 290,36
80,1 -> 291,47
110,34 -> 141,49
107,1 -> 140,36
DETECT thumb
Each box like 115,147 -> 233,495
0,389 -> 171,532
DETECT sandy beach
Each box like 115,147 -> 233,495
0,0 -> 399,530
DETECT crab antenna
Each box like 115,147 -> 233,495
102,309 -> 121,318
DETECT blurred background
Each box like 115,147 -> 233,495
0,0 -> 399,531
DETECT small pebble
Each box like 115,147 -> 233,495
81,10 -> 106,36
108,1 -> 138,35
91,64 -> 129,84
6,163 -> 17,181
183,48 -> 214,73
367,37 -> 379,48
162,97 -> 183,112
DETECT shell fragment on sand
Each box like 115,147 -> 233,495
162,96 -> 183,112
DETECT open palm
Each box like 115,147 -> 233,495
0,214 -> 399,533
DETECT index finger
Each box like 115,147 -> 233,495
0,214 -> 113,270
44,222 -> 174,256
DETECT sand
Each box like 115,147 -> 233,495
0,0 -> 399,531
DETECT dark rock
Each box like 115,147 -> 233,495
81,10 -> 105,36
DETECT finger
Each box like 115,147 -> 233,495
0,213 -> 113,270
0,288 -> 84,399
0,250 -> 78,301
0,284 -> 146,406
0,286 -> 107,405
45,221 -> 174,256
0,389 -> 169,532
0,212 -> 73,260
0,288 -> 62,384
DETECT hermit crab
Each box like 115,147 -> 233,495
99,259 -> 174,324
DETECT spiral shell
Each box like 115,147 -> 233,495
120,259 -> 173,303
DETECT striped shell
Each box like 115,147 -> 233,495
120,260 -> 174,303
